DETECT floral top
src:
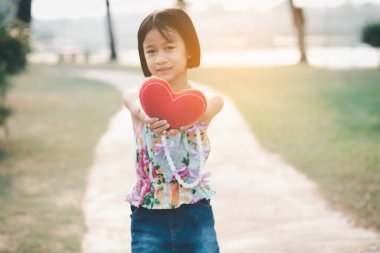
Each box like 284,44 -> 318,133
126,121 -> 216,209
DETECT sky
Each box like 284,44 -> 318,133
32,0 -> 380,20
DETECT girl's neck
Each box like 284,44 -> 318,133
169,72 -> 191,92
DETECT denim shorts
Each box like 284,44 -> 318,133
130,198 -> 220,253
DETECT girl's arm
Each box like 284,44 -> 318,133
200,94 -> 224,125
122,87 -> 142,120
123,88 -> 170,134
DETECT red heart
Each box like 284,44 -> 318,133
139,77 -> 207,129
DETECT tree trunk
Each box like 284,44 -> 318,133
17,0 -> 32,24
289,0 -> 308,64
106,0 -> 117,61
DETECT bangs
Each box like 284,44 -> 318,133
143,14 -> 177,43
152,20 -> 177,43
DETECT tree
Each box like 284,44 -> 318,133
16,0 -> 32,24
288,0 -> 308,64
362,22 -> 380,67
106,0 -> 117,61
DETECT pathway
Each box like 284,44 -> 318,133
79,69 -> 380,253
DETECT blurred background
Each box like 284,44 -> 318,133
1,0 -> 380,252
12,0 -> 380,68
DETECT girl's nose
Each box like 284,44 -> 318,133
155,51 -> 168,65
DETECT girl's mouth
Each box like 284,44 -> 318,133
156,67 -> 172,74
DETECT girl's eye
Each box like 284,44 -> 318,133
146,50 -> 155,54
166,46 -> 175,51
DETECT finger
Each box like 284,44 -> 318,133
180,124 -> 192,131
145,117 -> 159,124
145,118 -> 159,130
167,129 -> 180,136
155,126 -> 170,135
153,123 -> 170,134
151,119 -> 168,129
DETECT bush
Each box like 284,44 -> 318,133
0,21 -> 27,75
0,16 -> 28,134
362,22 -> 380,67
0,104 -> 12,125
0,66 -> 12,136
362,22 -> 380,48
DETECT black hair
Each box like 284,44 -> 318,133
137,8 -> 201,77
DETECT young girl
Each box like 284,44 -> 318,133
123,7 -> 223,253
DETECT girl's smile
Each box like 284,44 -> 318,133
156,66 -> 172,75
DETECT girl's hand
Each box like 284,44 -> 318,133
145,117 -> 170,135
165,124 -> 193,137
165,128 -> 181,136
139,105 -> 169,135
179,124 -> 193,132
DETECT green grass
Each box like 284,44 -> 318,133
0,65 -> 121,252
4,62 -> 377,251
189,66 -> 380,231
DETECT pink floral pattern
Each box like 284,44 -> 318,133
126,123 -> 215,209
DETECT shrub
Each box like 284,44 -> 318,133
362,22 -> 380,48
0,16 -> 28,135
0,20 -> 27,75
362,22 -> 380,66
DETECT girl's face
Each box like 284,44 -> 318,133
143,28 -> 188,84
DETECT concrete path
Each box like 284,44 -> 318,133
79,69 -> 380,253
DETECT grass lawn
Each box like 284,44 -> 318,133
0,65 -> 121,252
2,62 -> 378,252
189,66 -> 380,232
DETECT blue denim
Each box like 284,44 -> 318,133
130,199 -> 220,253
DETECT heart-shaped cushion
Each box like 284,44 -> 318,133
139,77 -> 207,129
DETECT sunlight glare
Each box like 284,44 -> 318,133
294,0 -> 346,8
32,0 -> 176,20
